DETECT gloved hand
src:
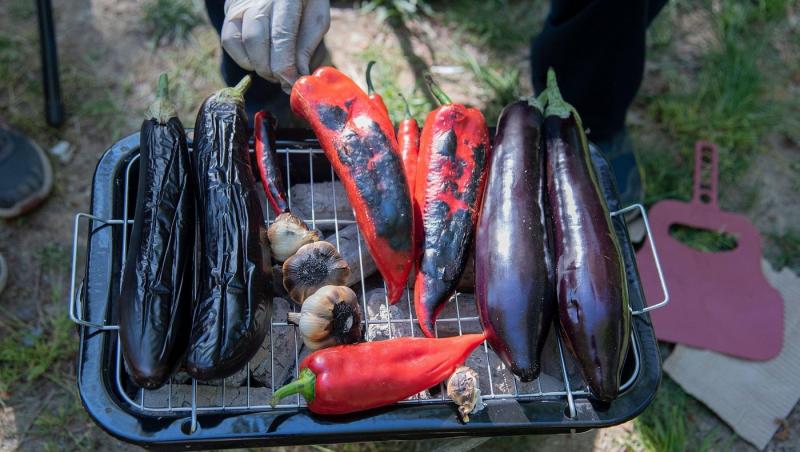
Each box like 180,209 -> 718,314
222,0 -> 330,92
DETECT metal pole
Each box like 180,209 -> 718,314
36,0 -> 65,127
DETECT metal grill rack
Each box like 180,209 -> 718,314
70,134 -> 668,444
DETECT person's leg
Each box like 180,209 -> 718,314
204,0 -> 330,126
531,0 -> 668,205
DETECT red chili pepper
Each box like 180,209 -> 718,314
397,94 -> 421,260
270,333 -> 486,415
365,61 -> 389,118
414,76 -> 491,338
254,110 -> 289,214
290,67 -> 413,303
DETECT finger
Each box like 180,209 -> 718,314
295,0 -> 330,75
270,0 -> 303,87
242,4 -> 273,80
221,16 -> 253,72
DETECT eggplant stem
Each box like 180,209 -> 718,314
398,93 -> 412,119
366,61 -> 378,95
271,367 -> 316,406
522,93 -> 544,111
544,68 -> 571,119
146,73 -> 177,123
218,74 -> 253,104
425,74 -> 452,106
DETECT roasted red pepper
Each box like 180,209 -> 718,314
365,61 -> 389,118
398,94 -> 421,260
414,77 -> 491,338
290,67 -> 413,303
271,333 -> 486,415
254,110 -> 289,214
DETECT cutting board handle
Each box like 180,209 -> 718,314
692,141 -> 719,208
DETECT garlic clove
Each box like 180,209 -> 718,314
282,242 -> 351,304
287,285 -> 362,351
447,366 -> 484,423
267,212 -> 320,262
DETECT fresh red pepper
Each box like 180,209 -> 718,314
290,67 -> 413,303
270,333 -> 486,415
254,110 -> 289,214
365,61 -> 389,118
397,94 -> 421,261
414,76 -> 491,338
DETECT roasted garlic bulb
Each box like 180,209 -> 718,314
282,241 -> 350,304
287,285 -> 362,350
447,366 -> 484,423
267,212 -> 320,262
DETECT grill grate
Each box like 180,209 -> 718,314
70,141 -> 668,434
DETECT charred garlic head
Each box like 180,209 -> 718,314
287,285 -> 362,350
447,366 -> 484,423
282,241 -> 351,304
267,212 -> 320,262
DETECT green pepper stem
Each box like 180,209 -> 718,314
425,74 -> 452,106
271,367 -> 316,407
366,61 -> 378,95
544,68 -> 570,119
146,73 -> 177,124
398,93 -> 412,119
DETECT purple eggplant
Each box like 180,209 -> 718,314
543,69 -> 630,402
475,97 -> 555,382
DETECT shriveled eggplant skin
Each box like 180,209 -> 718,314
187,81 -> 272,380
475,100 -> 555,382
544,94 -> 630,403
119,92 -> 193,389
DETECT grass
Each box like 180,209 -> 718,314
634,377 -> 729,452
638,0 -> 796,203
766,231 -> 800,272
436,0 -> 544,56
143,0 -> 203,47
361,0 -> 433,22
669,224 -> 739,253
461,51 -> 521,124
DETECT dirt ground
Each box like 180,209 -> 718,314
1,0 -> 798,450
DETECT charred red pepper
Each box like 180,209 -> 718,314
397,94 -> 421,259
271,333 -> 486,415
414,76 -> 491,338
365,61 -> 389,118
290,67 -> 413,304
254,110 -> 289,214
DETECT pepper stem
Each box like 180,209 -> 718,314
217,74 -> 253,104
544,68 -> 570,119
424,74 -> 452,106
146,73 -> 177,124
271,368 -> 316,407
398,93 -> 412,119
366,61 -> 378,95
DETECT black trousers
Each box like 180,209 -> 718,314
531,0 -> 667,141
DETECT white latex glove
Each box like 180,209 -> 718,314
222,0 -> 330,91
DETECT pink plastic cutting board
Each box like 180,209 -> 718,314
637,142 -> 783,360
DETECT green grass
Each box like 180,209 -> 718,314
143,0 -> 203,47
0,314 -> 77,397
436,0 -> 544,55
669,224 -> 738,253
361,0 -> 433,22
460,51 -> 520,124
635,378 -> 726,452
766,231 -> 800,272
638,0 -> 795,203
